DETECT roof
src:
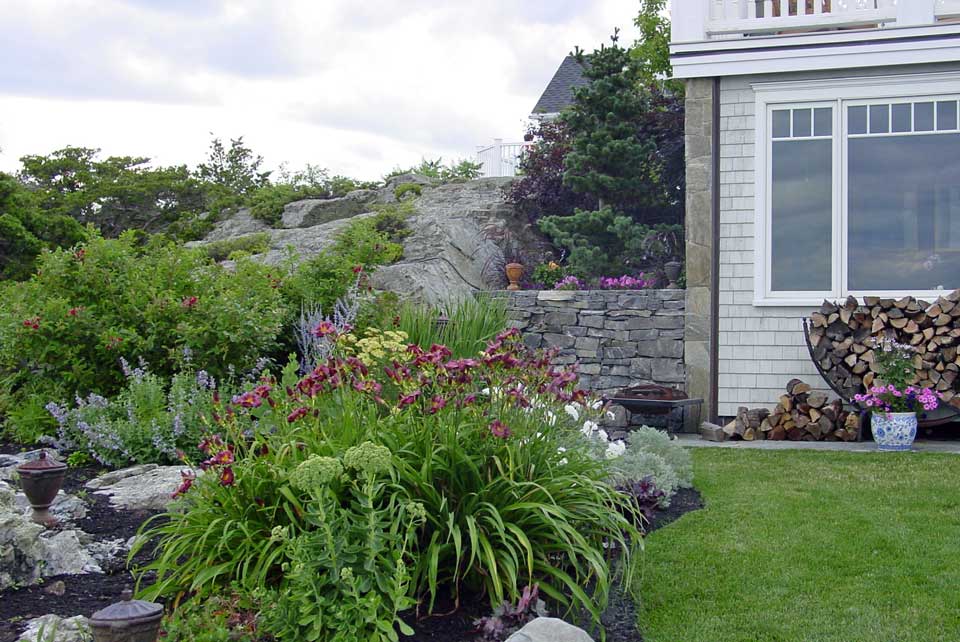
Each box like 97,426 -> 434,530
531,55 -> 590,116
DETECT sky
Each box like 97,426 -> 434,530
0,0 -> 648,181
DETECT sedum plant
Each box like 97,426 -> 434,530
134,328 -> 640,639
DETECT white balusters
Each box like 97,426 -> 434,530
705,0 -> 908,35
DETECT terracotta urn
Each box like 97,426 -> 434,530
505,263 -> 524,291
90,591 -> 163,642
17,450 -> 67,526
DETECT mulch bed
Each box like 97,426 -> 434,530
0,444 -> 164,642
0,439 -> 704,642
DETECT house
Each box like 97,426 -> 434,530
671,1 -> 960,421
476,55 -> 588,177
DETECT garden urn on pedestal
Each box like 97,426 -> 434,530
505,263 -> 524,291
90,591 -> 163,642
664,261 -> 682,289
17,450 -> 67,526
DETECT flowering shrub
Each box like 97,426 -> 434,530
136,329 -> 640,638
598,274 -> 649,290
0,233 -> 285,427
46,363 -> 231,467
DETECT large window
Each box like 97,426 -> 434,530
757,77 -> 960,304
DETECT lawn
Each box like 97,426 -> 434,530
638,448 -> 960,642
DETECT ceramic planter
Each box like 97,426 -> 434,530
871,412 -> 917,452
505,263 -> 524,291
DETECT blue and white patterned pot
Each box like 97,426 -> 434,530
871,412 -> 917,452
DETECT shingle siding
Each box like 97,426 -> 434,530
717,74 -> 822,417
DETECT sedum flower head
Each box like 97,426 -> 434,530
291,455 -> 344,490
343,441 -> 393,475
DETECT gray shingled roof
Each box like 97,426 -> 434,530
531,55 -> 589,116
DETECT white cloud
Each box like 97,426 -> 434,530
0,0 -> 639,179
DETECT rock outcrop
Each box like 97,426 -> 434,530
194,175 -> 547,305
0,482 -> 102,590
85,464 -> 184,511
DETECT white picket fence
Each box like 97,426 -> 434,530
476,139 -> 533,178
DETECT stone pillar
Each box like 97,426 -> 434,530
683,78 -> 717,423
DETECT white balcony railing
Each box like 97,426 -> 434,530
475,139 -> 533,178
674,0 -> 960,41
709,0 -> 897,36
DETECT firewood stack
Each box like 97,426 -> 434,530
806,290 -> 960,410
723,379 -> 860,442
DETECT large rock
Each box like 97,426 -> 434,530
201,209 -> 271,242
85,464 -> 184,511
195,176 -> 547,305
17,615 -> 91,642
0,482 -> 101,590
506,618 -> 595,642
281,189 -> 377,228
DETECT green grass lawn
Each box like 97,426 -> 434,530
638,449 -> 960,642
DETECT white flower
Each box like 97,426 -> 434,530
605,440 -> 627,459
545,411 -> 557,426
564,404 -> 580,421
606,411 -> 615,421
590,399 -> 603,411
557,446 -> 567,453
581,420 -> 599,436
558,458 -> 568,466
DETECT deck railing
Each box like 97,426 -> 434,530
476,139 -> 532,178
674,0 -> 960,41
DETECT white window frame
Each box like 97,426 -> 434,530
753,71 -> 960,306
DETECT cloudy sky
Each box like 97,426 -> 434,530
0,0 -> 648,181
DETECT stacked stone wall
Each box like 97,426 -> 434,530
504,290 -> 686,396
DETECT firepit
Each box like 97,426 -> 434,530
604,384 -> 704,432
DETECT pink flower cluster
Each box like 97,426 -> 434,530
854,385 -> 943,414
553,276 -> 585,291
598,275 -> 648,290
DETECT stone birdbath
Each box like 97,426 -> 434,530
17,450 -> 68,527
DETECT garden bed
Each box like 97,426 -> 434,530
0,434 -> 703,642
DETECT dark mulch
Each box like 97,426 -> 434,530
0,447 -> 164,642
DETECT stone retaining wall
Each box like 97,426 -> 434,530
503,290 -> 686,395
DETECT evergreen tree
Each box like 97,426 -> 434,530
562,30 -> 659,216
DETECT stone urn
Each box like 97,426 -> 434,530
505,263 -> 524,291
90,591 -> 163,642
664,261 -> 683,289
871,412 -> 918,452
17,450 -> 67,526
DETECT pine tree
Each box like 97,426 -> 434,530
561,30 -> 658,214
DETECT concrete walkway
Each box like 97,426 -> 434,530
675,434 -> 960,454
